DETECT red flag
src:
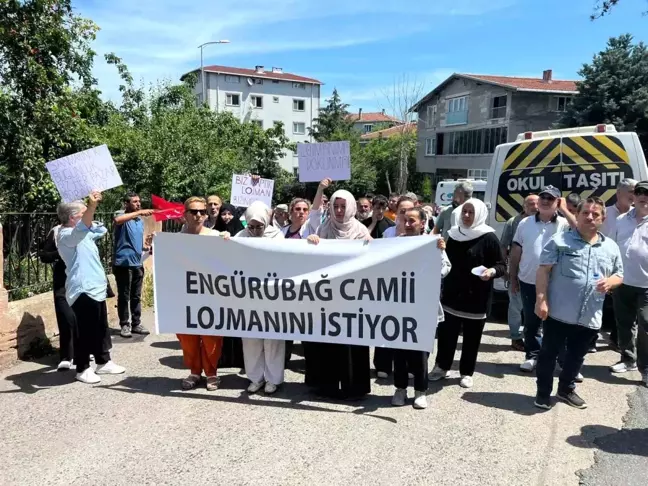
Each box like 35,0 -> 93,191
151,195 -> 184,222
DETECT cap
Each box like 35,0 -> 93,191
275,204 -> 288,211
634,180 -> 648,195
539,185 -> 561,199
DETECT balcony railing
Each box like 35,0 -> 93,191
446,110 -> 468,125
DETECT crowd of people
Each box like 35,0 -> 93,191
42,177 -> 648,410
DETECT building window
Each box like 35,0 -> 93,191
491,95 -> 507,119
553,96 -> 572,112
426,105 -> 437,128
251,95 -> 263,109
467,169 -> 489,180
225,75 -> 240,83
293,82 -> 306,89
425,137 -> 436,156
226,93 -> 240,106
446,96 -> 468,125
272,80 -> 280,84
273,96 -> 279,103
293,122 -> 306,135
254,79 -> 263,85
252,120 -> 263,128
363,124 -> 373,133
483,126 -> 508,153
293,99 -> 305,111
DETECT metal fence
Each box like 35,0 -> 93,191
1,213 -> 117,301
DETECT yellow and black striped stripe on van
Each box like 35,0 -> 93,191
496,135 -> 632,222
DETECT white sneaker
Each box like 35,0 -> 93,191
376,371 -> 389,379
264,382 -> 278,394
520,359 -> 537,372
575,372 -> 584,383
413,391 -> 428,409
428,365 -> 450,381
57,360 -> 72,371
76,368 -> 101,384
460,375 -> 473,388
609,361 -> 638,373
247,381 -> 264,393
408,372 -> 414,380
95,361 -> 125,375
89,354 -> 95,362
391,388 -> 407,406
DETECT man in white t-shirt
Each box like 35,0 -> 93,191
609,181 -> 648,387
601,178 -> 637,238
509,186 -> 570,372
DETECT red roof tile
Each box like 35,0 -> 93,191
360,122 -> 417,140
347,112 -> 402,123
189,65 -> 322,85
461,74 -> 578,93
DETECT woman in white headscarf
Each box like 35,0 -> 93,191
428,198 -> 506,389
234,201 -> 285,394
306,189 -> 372,400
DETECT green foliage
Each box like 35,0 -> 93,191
559,34 -> 648,158
309,88 -> 354,142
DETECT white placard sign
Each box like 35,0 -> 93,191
297,141 -> 351,182
154,233 -> 442,352
46,145 -> 123,203
230,174 -> 274,208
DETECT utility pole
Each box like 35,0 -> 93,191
198,40 -> 230,108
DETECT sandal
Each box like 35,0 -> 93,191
206,376 -> 219,391
182,374 -> 201,390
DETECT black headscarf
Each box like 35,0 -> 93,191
215,203 -> 245,235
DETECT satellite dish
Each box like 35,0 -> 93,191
247,78 -> 254,86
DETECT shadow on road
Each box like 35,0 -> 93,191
461,391 -> 547,416
101,375 -> 400,424
566,425 -> 648,457
1,359 -> 73,394
150,341 -> 181,351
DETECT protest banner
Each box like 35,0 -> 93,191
297,141 -> 351,182
46,145 -> 123,203
230,174 -> 274,208
154,233 -> 442,352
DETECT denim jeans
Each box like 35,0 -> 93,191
536,317 -> 597,397
508,286 -> 524,340
613,284 -> 648,371
520,281 -> 542,359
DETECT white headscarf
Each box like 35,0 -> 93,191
317,190 -> 370,240
448,198 -> 495,242
235,201 -> 284,239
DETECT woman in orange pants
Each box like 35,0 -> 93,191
175,196 -> 228,391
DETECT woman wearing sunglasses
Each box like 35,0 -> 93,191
282,198 -> 320,239
234,201 -> 286,394
176,197 -> 230,391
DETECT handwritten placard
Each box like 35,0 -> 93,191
46,145 -> 123,202
297,141 -> 351,182
230,174 -> 274,208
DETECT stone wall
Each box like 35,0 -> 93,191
0,216 -> 160,368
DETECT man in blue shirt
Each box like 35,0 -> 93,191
534,197 -> 623,410
57,191 -> 126,384
113,192 -> 153,338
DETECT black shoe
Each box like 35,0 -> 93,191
131,324 -> 150,335
557,390 -> 587,409
511,339 -> 525,352
534,395 -> 552,410
120,325 -> 132,338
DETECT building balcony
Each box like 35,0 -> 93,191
446,110 -> 468,126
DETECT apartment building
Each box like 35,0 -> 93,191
348,109 -> 402,134
411,70 -> 578,182
183,65 -> 322,172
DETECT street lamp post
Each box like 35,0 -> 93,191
198,40 -> 230,108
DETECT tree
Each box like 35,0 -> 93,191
591,0 -> 648,19
559,34 -> 648,158
0,0 -> 101,211
309,88 -> 353,142
380,75 -> 427,193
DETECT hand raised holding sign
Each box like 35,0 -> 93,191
87,191 -> 103,207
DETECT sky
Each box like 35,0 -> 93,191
75,0 -> 648,114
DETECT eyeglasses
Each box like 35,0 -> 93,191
248,224 -> 264,231
187,209 -> 206,216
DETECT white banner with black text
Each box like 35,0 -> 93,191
153,233 -> 442,352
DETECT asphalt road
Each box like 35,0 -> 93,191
1,310 -> 645,486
